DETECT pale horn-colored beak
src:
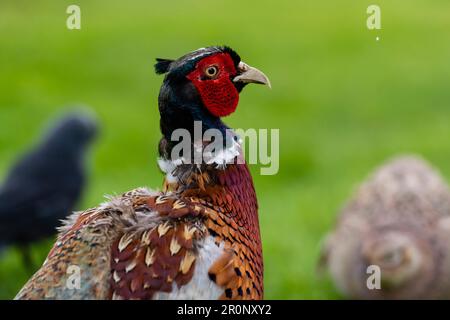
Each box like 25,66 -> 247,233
233,61 -> 271,88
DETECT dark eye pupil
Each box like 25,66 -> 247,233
207,67 -> 216,75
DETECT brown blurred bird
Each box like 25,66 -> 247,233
321,155 -> 450,299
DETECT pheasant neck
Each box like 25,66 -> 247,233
158,139 -> 260,241
183,163 -> 260,235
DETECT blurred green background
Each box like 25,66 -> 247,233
1,0 -> 450,299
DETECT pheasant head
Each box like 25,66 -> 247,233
155,46 -> 270,142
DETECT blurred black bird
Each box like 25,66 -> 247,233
0,111 -> 98,269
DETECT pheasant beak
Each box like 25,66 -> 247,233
233,61 -> 271,89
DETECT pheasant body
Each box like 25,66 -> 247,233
17,162 -> 262,299
16,46 -> 270,300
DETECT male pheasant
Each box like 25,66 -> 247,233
321,156 -> 450,299
16,46 -> 271,300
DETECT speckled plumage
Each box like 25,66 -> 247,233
322,156 -> 450,299
16,160 -> 262,300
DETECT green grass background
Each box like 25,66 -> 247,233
1,0 -> 450,299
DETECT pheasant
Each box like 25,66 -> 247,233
0,112 -> 97,269
16,46 -> 271,300
321,156 -> 450,299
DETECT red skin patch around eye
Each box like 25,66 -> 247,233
186,53 -> 239,117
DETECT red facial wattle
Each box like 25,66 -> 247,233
186,53 -> 239,117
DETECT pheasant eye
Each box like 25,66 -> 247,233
205,66 -> 218,78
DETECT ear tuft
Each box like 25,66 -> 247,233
221,46 -> 241,66
154,58 -> 174,74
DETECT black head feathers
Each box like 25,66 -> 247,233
154,46 -> 241,76
154,58 -> 174,75
221,46 -> 241,67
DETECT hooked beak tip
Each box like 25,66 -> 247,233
233,61 -> 271,89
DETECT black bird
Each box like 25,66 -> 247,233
0,111 -> 98,268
